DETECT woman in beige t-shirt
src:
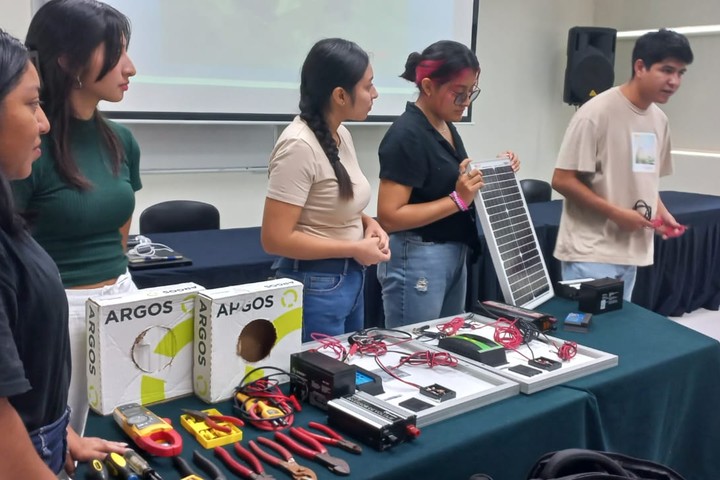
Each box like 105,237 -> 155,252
261,38 -> 390,342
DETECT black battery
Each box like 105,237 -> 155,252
290,351 -> 356,410
578,277 -> 624,314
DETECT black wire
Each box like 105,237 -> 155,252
633,199 -> 652,220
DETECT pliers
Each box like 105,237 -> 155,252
214,444 -> 276,480
275,428 -> 350,476
172,450 -> 227,480
182,409 -> 245,434
249,437 -> 317,480
294,423 -> 361,455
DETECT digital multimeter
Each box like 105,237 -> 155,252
113,403 -> 183,457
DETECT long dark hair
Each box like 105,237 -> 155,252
25,0 -> 131,190
0,29 -> 30,235
401,40 -> 480,89
299,38 -> 369,201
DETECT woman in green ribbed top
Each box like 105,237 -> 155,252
10,0 -> 141,456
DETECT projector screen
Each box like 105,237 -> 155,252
48,0 -> 479,122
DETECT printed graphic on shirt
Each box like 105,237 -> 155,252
631,132 -> 658,173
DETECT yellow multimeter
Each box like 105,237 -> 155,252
113,403 -> 183,456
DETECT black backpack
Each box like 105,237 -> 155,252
527,449 -> 686,480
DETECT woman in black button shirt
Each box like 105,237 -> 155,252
377,40 -> 519,327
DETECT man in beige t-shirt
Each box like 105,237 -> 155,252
552,29 -> 694,301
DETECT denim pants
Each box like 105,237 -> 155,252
377,232 -> 468,328
274,258 -> 365,342
29,407 -> 70,475
561,261 -> 637,302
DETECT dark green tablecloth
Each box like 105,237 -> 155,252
545,298 -> 720,480
81,299 -> 720,480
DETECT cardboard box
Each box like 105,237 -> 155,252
194,278 -> 303,403
86,283 -> 204,414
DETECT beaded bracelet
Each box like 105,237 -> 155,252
449,191 -> 469,212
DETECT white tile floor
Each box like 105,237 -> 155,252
669,308 -> 720,340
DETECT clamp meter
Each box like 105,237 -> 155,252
113,403 -> 183,457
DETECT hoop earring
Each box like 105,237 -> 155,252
74,76 -> 83,89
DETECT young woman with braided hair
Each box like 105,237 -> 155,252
261,38 -> 390,342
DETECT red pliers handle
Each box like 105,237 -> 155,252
651,218 -> 687,238
297,422 -> 362,454
275,430 -> 350,476
249,437 -> 317,480
214,445 -> 275,480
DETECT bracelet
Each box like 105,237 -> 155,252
449,191 -> 469,212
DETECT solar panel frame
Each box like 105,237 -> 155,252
469,157 -> 554,309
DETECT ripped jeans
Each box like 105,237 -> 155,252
377,232 -> 468,328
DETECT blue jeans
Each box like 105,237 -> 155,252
274,258 -> 365,342
561,261 -> 637,302
377,232 -> 468,328
29,407 -> 70,475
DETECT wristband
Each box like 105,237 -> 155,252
449,191 -> 469,212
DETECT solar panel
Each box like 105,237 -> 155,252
469,157 -> 554,309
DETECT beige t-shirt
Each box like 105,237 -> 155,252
554,86 -> 673,267
266,116 -> 370,242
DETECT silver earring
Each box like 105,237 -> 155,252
75,76 -> 83,89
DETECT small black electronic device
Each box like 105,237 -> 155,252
508,364 -> 543,377
419,383 -> 456,402
578,277 -> 624,314
327,391 -> 420,451
528,356 -> 562,371
476,300 -> 557,332
438,333 -> 507,367
290,351 -> 356,410
398,397 -> 434,412
564,312 -> 592,333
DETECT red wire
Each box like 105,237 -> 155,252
396,351 -> 459,369
555,341 -> 578,361
309,333 -> 347,360
492,319 -> 524,349
437,316 -> 467,336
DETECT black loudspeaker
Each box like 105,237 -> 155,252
563,26 -> 617,106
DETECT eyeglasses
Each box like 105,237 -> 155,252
452,87 -> 481,105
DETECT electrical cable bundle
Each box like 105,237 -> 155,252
233,367 -> 302,431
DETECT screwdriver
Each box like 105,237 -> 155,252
124,448 -> 164,480
104,452 -> 140,480
85,458 -> 109,480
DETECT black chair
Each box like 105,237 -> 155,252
139,200 -> 220,234
520,179 -> 552,204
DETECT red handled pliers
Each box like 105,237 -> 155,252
651,218 -> 687,238
294,423 -> 361,454
275,428 -> 350,476
182,409 -> 244,434
249,437 -> 317,480
214,444 -> 276,480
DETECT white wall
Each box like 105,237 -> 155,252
3,0 -> 718,232
133,0 -> 595,231
595,0 -> 720,196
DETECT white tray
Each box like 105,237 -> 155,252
401,314 -> 618,394
304,335 -> 519,427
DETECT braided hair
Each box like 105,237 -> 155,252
299,38 -> 369,201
